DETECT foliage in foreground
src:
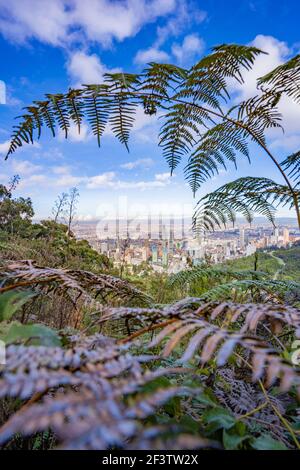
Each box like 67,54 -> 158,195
0,267 -> 300,450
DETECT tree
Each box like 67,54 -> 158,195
52,191 -> 68,223
4,46 -> 300,229
65,187 -> 79,236
7,174 -> 20,193
0,177 -> 34,236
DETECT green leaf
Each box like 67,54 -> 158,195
223,429 -> 250,450
251,434 -> 288,450
0,291 -> 35,322
194,390 -> 218,407
140,375 -> 181,417
202,407 -> 236,431
2,322 -> 61,347
140,376 -> 171,393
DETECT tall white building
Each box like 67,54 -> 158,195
283,228 -> 290,245
240,228 -> 245,248
274,227 -> 279,244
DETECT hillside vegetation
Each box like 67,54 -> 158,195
0,182 -> 300,450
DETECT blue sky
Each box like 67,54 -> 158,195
0,0 -> 300,221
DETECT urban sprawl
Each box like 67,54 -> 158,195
74,217 -> 300,274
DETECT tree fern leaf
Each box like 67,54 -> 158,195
5,116 -> 35,160
201,279 -> 300,303
258,54 -> 300,103
83,85 -> 110,147
66,88 -> 84,133
33,100 -> 56,137
193,177 -> 289,232
169,267 -> 267,289
45,93 -> 70,138
281,150 -> 300,186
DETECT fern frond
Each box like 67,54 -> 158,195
104,73 -> 140,151
169,266 -> 267,289
258,54 -> 300,103
177,44 -> 264,109
147,317 -> 299,392
193,177 -> 296,231
5,115 -> 35,160
22,106 -> 43,139
0,260 -> 150,305
0,340 -> 212,450
202,44 -> 265,84
159,103 -> 204,174
141,63 -> 187,97
100,299 -> 300,338
281,150 -> 300,186
200,279 -> 300,303
45,93 -> 70,138
33,100 -> 56,137
235,92 -> 283,134
99,300 -> 300,394
65,88 -> 84,133
83,84 -> 110,147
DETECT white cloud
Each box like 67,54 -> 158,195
270,134 -> 300,152
67,51 -> 121,86
67,51 -> 108,84
76,214 -> 96,222
120,158 -> 154,170
114,178 -> 172,190
14,166 -> 175,192
52,165 -> 72,175
134,47 -> 170,65
54,174 -> 85,187
135,30 -> 206,68
0,0 -> 70,46
171,33 -> 205,65
86,172 -> 116,189
155,2 -> 206,48
230,35 -> 300,152
0,0 -> 177,47
0,139 -> 40,156
53,169 -> 174,191
85,171 -> 173,190
18,174 -> 47,189
134,2 -> 206,66
231,35 -> 290,101
11,159 -> 42,175
0,80 -> 6,104
0,139 -> 10,155
38,147 -> 65,161
70,0 -> 176,47
154,172 -> 172,181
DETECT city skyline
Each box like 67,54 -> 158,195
73,217 -> 300,274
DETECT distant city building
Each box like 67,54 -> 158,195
158,214 -> 163,240
100,241 -> 108,254
181,215 -> 185,239
240,228 -> 245,248
283,228 -> 290,245
148,213 -> 151,240
162,242 -> 168,267
246,243 -> 256,256
151,244 -> 158,263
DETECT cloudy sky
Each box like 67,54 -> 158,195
0,0 -> 299,221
